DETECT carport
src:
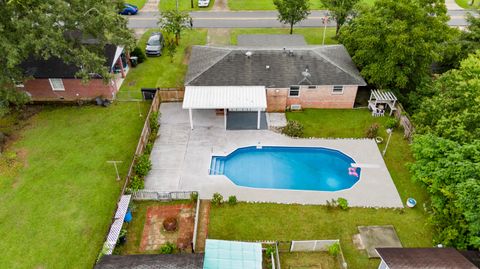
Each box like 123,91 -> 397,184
182,86 -> 267,130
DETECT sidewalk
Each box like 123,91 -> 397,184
445,0 -> 464,10
142,0 -> 160,12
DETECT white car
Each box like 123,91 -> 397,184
198,0 -> 210,7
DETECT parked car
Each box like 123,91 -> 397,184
119,4 -> 138,15
145,32 -> 164,56
198,0 -> 210,7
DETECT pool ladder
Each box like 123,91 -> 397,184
209,157 -> 225,175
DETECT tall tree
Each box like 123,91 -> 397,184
339,0 -> 452,93
321,0 -> 360,36
0,0 -> 134,115
273,0 -> 310,34
158,10 -> 192,45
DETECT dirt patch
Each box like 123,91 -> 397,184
212,0 -> 229,11
194,200 -> 211,253
140,203 -> 195,252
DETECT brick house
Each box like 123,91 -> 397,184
19,44 -> 128,102
184,44 -> 366,113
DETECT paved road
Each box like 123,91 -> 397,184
128,10 -> 474,29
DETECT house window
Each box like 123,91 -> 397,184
49,78 -> 65,91
308,85 -> 317,89
289,86 -> 300,97
332,85 -> 344,94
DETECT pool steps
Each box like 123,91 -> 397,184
209,157 -> 225,175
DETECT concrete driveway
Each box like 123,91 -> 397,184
145,102 -> 404,208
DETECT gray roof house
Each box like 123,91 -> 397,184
182,44 -> 366,130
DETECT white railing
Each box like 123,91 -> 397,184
192,195 -> 201,251
290,239 -> 339,252
131,190 -> 196,201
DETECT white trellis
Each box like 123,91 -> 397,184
368,89 -> 398,116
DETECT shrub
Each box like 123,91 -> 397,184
145,142 -> 153,154
129,175 -> 144,192
211,192 -> 223,206
160,242 -> 176,254
149,112 -> 160,134
385,118 -> 399,129
227,195 -> 237,206
131,47 -> 146,63
365,123 -> 379,138
190,192 -> 198,203
134,154 -> 152,177
282,120 -> 304,137
265,245 -> 275,256
337,198 -> 349,210
328,242 -> 340,257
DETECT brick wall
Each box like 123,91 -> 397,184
266,85 -> 358,111
23,78 -> 118,102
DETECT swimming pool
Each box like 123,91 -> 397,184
209,146 -> 360,191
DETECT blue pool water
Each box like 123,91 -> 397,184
209,146 -> 360,191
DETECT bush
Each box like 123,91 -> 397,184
385,118 -> 399,129
328,242 -> 340,257
145,142 -> 153,155
131,47 -> 146,63
129,175 -> 144,192
190,192 -> 198,202
282,120 -> 304,137
211,192 -> 223,206
265,245 -> 275,256
227,195 -> 237,206
337,197 -> 349,210
365,123 -> 379,138
160,242 -> 176,254
134,154 -> 152,177
149,112 -> 160,134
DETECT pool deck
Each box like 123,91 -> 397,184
145,103 -> 404,208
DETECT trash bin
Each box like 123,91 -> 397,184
130,56 -> 138,67
141,88 -> 157,100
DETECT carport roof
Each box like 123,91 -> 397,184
182,86 -> 267,109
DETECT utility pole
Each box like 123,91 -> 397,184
322,15 -> 330,46
107,161 -> 123,181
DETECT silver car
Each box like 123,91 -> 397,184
145,32 -> 164,56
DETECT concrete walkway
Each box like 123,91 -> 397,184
445,0 -> 464,10
145,103 -> 404,208
142,0 -> 160,12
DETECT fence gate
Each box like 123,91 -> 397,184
277,241 -> 292,253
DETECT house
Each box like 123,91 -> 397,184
182,44 -> 366,129
376,248 -> 479,269
19,44 -> 128,102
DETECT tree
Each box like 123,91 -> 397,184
339,0 -> 452,94
0,0 -> 134,115
273,0 -> 310,34
158,10 -> 192,45
413,51 -> 480,143
321,0 -> 360,36
164,34 -> 178,63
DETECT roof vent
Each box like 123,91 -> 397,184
288,50 -> 294,56
245,51 -> 252,58
266,65 -> 270,70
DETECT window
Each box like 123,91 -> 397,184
332,85 -> 343,94
308,85 -> 317,89
49,78 -> 65,91
289,86 -> 300,97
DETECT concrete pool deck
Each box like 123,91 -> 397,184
145,103 -> 404,208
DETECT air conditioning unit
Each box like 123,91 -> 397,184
290,104 -> 302,110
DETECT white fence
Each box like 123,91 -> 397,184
290,239 -> 339,252
131,190 -> 196,201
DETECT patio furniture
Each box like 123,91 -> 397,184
369,90 -> 398,116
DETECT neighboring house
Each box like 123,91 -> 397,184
184,44 -> 366,113
376,248 -> 479,269
19,44 -> 128,102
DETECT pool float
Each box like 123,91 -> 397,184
348,167 -> 359,177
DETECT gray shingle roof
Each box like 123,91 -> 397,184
95,254 -> 205,269
185,45 -> 366,87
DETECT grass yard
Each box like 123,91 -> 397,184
208,109 -> 432,269
119,29 -> 206,98
281,252 -> 340,269
455,0 -> 480,8
230,27 -> 338,45
159,0 -> 215,11
228,0 -> 375,10
0,103 -> 149,268
127,0 -> 147,9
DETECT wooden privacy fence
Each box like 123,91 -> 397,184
393,103 -> 414,141
157,87 -> 184,102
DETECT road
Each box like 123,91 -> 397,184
128,10 -> 474,29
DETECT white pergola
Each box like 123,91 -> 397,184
368,89 -> 397,116
182,86 -> 267,130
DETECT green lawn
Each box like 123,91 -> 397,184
159,0 -> 215,11
228,0 -> 375,10
127,0 -> 147,9
281,252 -> 340,269
455,0 -> 480,8
230,27 -> 338,45
0,103 -> 149,268
208,109 -> 432,269
119,29 -> 206,96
